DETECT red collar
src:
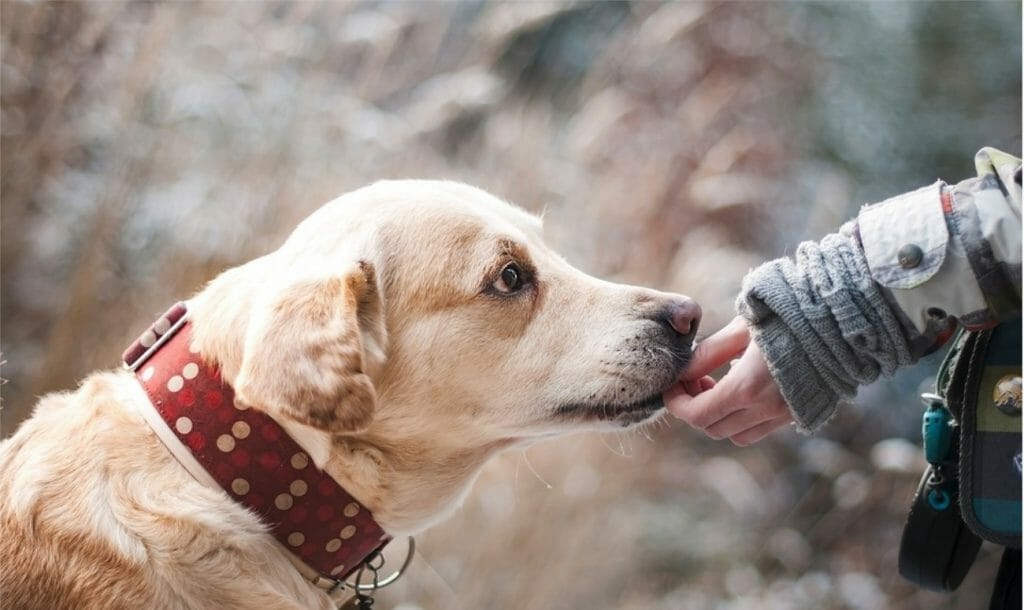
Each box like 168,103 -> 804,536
123,303 -> 390,584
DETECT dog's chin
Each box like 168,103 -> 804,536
553,349 -> 689,429
553,392 -> 667,429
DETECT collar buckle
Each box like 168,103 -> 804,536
122,302 -> 190,371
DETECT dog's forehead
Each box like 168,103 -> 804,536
378,180 -> 542,237
280,181 -> 548,304
387,187 -> 541,262
299,180 -> 540,242
282,180 -> 548,297
356,181 -> 544,252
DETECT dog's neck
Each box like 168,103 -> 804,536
125,306 -> 394,585
188,285 -> 514,537
322,431 -> 516,536
188,264 -> 259,385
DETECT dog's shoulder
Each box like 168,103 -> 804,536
1,371 -> 330,609
0,371 -> 160,607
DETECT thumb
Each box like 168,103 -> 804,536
680,316 -> 750,381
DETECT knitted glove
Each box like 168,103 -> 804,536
736,226 -> 917,432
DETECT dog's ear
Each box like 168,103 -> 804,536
233,261 -> 386,435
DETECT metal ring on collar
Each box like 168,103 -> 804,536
347,536 -> 416,592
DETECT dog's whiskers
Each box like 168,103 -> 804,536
519,448 -> 553,490
599,431 -> 632,458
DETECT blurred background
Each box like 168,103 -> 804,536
1,1 -> 1020,609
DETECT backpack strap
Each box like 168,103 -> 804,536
956,317 -> 1022,548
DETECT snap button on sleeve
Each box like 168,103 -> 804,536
897,244 -> 924,269
859,182 -> 947,289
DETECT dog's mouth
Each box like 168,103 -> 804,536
553,392 -> 667,427
552,339 -> 692,428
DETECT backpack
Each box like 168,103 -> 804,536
898,318 -> 1021,599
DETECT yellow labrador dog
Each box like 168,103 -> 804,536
0,181 -> 699,609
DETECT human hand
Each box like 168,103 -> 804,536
664,316 -> 794,445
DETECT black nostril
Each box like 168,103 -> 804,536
666,297 -> 701,340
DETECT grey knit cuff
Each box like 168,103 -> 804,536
736,230 -> 917,433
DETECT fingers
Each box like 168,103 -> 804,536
703,407 -> 771,440
664,380 -> 742,430
663,379 -> 690,404
680,376 -> 715,396
667,321 -> 793,446
681,316 -> 750,382
666,360 -> 791,444
729,415 -> 793,446
663,374 -> 716,407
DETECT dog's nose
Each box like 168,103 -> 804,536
664,297 -> 701,340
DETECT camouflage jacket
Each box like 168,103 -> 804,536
862,147 -> 1021,348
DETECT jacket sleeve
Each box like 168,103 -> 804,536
860,147 -> 1021,334
736,148 -> 1021,433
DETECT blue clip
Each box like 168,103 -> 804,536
921,393 -> 953,465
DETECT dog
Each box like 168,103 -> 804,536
0,180 -> 700,609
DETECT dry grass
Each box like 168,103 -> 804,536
2,2 -> 1017,609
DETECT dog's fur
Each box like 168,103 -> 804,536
0,181 -> 698,609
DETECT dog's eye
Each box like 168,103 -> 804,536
493,263 -> 524,294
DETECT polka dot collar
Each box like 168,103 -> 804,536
123,303 -> 391,585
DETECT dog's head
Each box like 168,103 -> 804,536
190,181 -> 699,531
